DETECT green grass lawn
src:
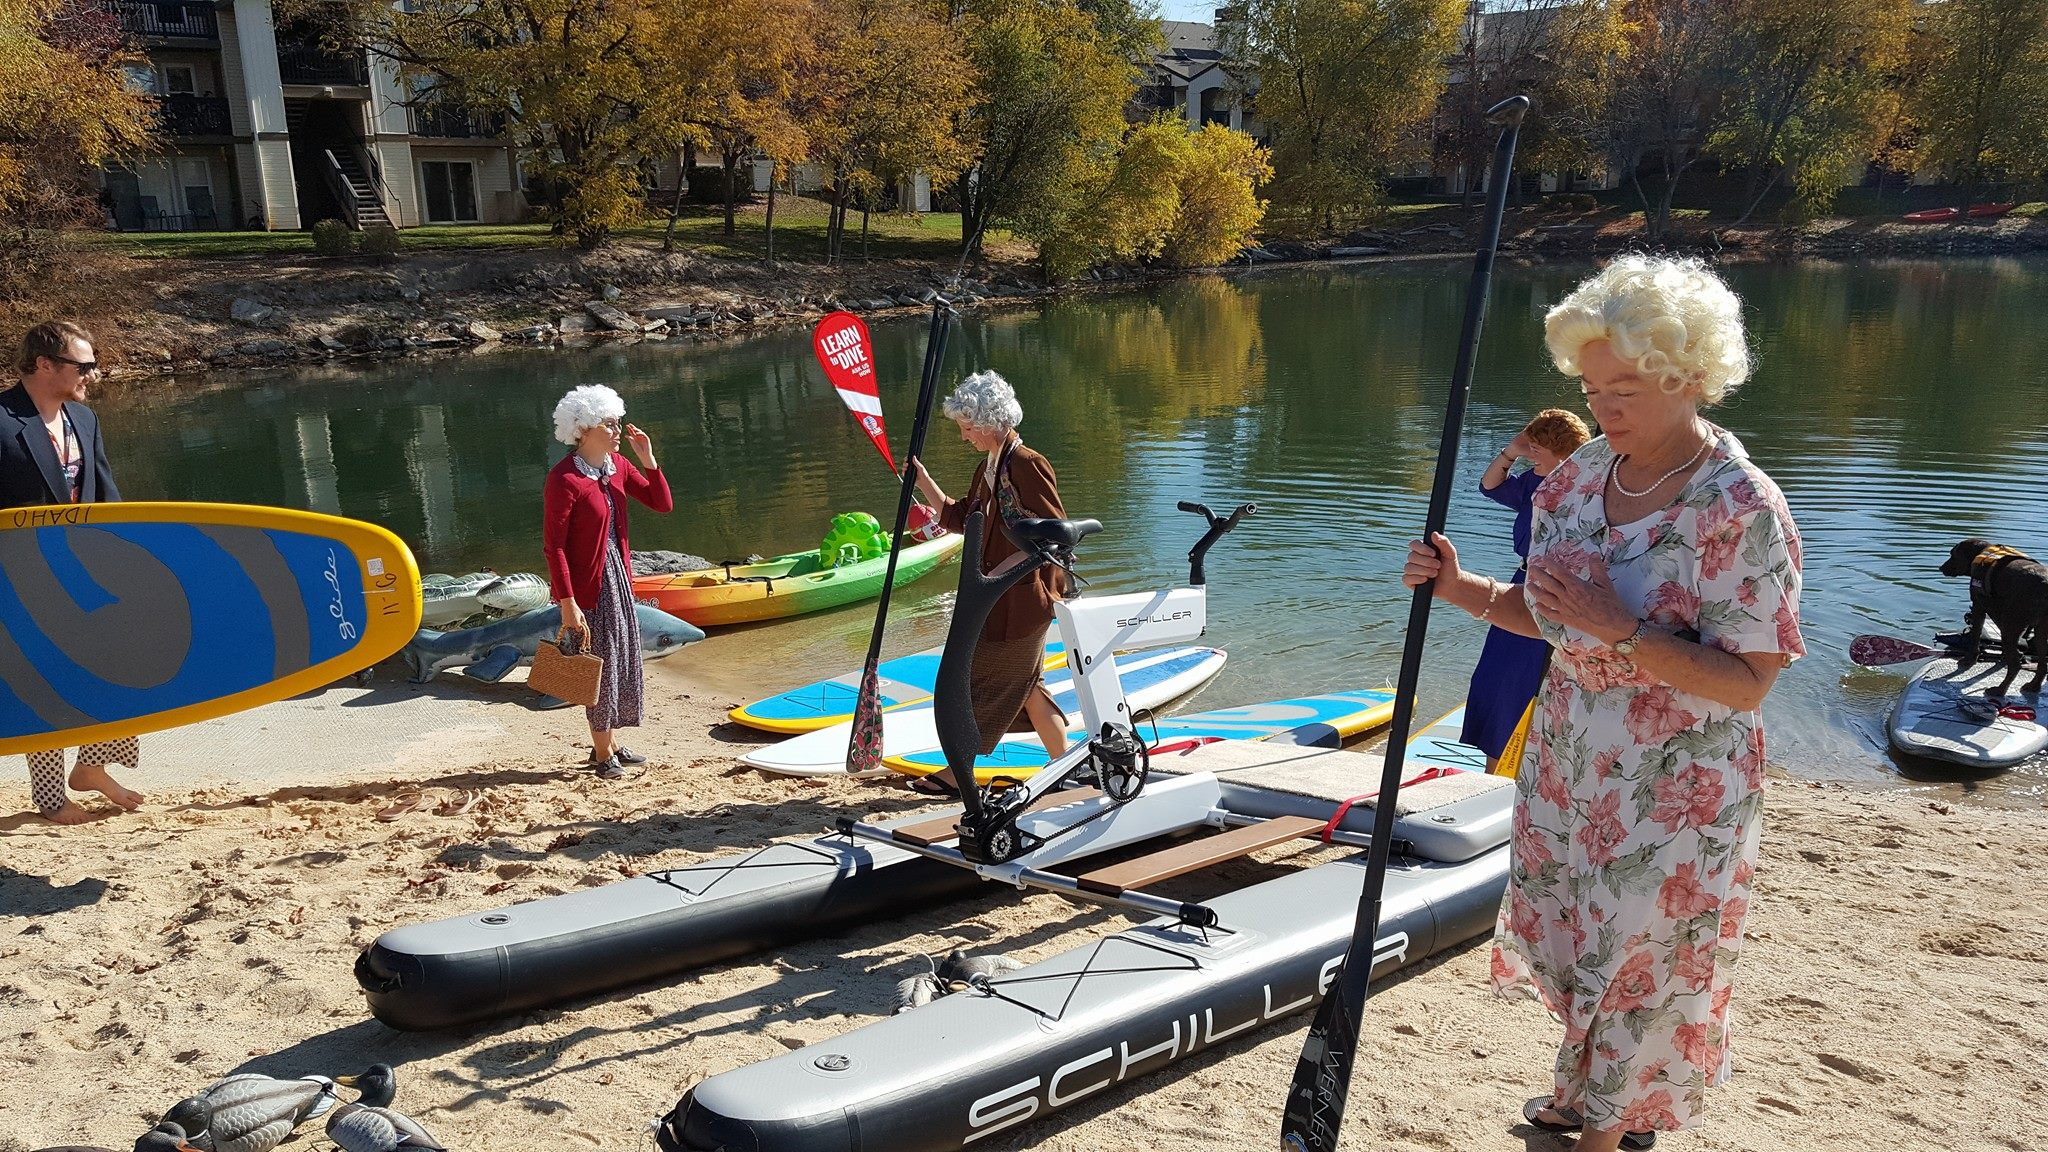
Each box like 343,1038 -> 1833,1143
88,198 -> 981,263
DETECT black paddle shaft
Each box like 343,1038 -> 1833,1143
1281,94 -> 1530,1152
846,301 -> 955,768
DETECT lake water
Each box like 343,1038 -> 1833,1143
95,256 -> 2048,802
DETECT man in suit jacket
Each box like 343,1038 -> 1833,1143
1,320 -> 120,507
3,320 -> 143,824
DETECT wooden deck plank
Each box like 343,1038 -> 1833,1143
1073,816 -> 1326,896
888,787 -> 1107,848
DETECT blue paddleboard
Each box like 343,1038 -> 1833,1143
0,502 -> 420,756
887,686 -> 1399,778
729,639 -> 1065,734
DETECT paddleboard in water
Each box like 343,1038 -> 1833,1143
0,501 -> 421,757
728,639 -> 1066,734
743,646 -> 1228,775
888,686 -> 1399,782
1888,657 -> 2048,767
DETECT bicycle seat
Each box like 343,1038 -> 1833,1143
1011,517 -> 1102,550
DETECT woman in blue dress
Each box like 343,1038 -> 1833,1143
1463,408 -> 1591,769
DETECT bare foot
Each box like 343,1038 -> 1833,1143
69,763 -> 144,811
42,802 -> 94,825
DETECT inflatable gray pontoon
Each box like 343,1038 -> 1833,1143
655,756 -> 1513,1152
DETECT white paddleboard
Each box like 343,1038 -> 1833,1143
1888,657 -> 2047,767
742,646 -> 1227,776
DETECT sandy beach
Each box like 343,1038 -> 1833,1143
3,653 -> 2044,1152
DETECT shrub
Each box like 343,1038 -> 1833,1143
1546,193 -> 1599,214
359,224 -> 400,259
311,219 -> 353,257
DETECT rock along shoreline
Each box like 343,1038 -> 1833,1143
91,210 -> 2048,384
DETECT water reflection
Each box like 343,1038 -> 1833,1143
93,257 -> 2048,800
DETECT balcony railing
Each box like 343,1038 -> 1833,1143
158,93 -> 232,136
277,39 -> 369,85
102,0 -> 218,40
410,105 -> 507,139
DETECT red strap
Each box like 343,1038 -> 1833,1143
1147,736 -> 1223,757
1320,767 -> 1453,842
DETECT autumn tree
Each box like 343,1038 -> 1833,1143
1594,0 -> 1737,242
1031,118 -> 1271,281
1434,1 -> 1627,208
0,0 -> 156,295
805,0 -> 973,261
1705,0 -> 1912,223
1168,122 -> 1273,266
953,0 -> 1139,256
639,0 -> 813,243
1031,117 -> 1186,280
331,0 -> 655,247
1220,0 -> 1463,231
1906,0 -> 2048,209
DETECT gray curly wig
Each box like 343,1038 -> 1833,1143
552,384 -> 626,446
940,370 -> 1023,432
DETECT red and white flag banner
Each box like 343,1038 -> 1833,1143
813,311 -> 893,471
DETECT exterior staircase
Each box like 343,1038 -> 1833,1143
286,101 -> 389,230
326,147 -> 391,229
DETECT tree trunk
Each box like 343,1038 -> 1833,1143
1732,165 -> 1786,228
959,170 -> 983,256
1628,169 -> 1655,239
765,176 -> 777,268
722,147 -> 741,237
661,146 -> 690,253
861,201 -> 871,262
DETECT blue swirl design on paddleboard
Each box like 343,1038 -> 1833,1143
0,523 -> 365,740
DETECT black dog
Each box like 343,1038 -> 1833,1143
1941,538 -> 2048,696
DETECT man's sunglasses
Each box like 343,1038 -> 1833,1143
49,355 -> 100,377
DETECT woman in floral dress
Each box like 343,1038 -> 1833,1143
1404,256 -> 1804,1152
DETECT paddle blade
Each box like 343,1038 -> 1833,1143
814,311 -> 892,470
1282,982 -> 1359,1151
846,661 -> 886,773
1849,634 -> 1940,666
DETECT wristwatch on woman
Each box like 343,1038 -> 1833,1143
1613,618 -> 1650,657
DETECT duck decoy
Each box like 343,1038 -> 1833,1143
159,1071 -> 342,1152
936,946 -> 1023,988
892,971 -> 945,1014
326,1065 -> 444,1152
31,1120 -> 200,1152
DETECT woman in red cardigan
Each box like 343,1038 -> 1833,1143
544,384 -> 673,778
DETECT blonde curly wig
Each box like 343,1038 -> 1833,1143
1543,255 -> 1750,405
552,384 -> 626,446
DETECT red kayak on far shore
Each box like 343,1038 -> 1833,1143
1902,203 -> 2016,223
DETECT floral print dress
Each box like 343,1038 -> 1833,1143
1495,424 -> 1804,1134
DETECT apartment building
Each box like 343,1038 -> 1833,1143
102,0 -> 527,232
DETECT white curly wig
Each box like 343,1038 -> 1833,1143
1544,255 -> 1751,405
941,370 -> 1024,432
552,384 -> 626,446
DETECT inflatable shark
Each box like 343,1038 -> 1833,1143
402,604 -> 706,683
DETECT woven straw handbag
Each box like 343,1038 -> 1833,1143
529,628 -> 603,706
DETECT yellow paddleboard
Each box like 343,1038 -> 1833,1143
0,502 -> 420,756
1495,695 -> 1536,778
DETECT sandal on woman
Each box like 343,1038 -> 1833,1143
614,746 -> 649,766
1522,1098 -> 1656,1150
907,775 -> 959,798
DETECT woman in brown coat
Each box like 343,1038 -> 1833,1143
910,370 -> 1068,795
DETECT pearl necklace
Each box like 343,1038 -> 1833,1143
1611,431 -> 1711,498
